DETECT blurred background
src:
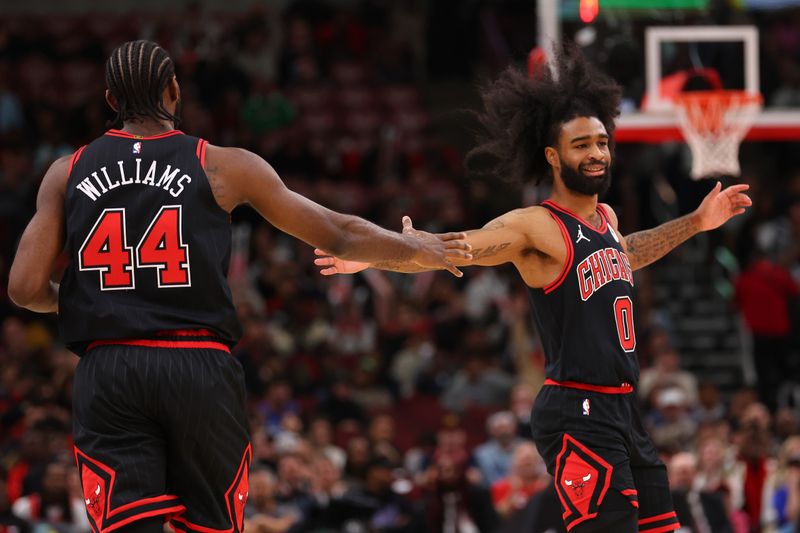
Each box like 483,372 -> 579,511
1,0 -> 799,532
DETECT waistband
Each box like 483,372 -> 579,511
86,329 -> 230,354
543,378 -> 633,394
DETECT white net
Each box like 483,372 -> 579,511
675,91 -> 762,179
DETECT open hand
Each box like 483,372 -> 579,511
693,182 -> 752,231
402,216 -> 472,277
313,217 -> 472,277
314,249 -> 369,276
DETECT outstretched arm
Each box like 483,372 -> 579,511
612,182 -> 751,271
9,156 -> 70,312
205,145 -> 470,276
315,210 -> 534,275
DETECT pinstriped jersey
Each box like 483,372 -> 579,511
59,129 -> 241,354
528,200 -> 639,386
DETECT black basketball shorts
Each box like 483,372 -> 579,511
530,380 -> 680,533
72,340 -> 251,533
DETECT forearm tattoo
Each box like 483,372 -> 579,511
624,215 -> 699,271
470,242 -> 511,260
370,261 -> 432,273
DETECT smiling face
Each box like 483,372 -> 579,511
545,116 -> 612,197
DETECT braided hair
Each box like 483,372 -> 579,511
466,43 -> 621,186
105,40 -> 180,127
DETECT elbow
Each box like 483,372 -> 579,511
8,282 -> 32,309
7,271 -> 39,310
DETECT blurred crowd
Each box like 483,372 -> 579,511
1,1 -> 800,532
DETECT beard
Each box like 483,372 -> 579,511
559,157 -> 612,197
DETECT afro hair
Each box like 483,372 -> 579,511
466,43 -> 622,186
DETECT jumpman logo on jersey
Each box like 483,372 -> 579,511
575,225 -> 591,244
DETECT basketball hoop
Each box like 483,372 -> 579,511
674,90 -> 762,179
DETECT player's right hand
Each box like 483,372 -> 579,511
403,215 -> 472,277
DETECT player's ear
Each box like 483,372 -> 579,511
105,90 -> 119,112
167,76 -> 180,104
544,146 -> 559,168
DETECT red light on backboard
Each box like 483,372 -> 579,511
580,0 -> 599,23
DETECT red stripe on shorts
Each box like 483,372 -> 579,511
86,339 -> 230,353
544,378 -> 633,394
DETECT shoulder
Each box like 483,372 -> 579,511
50,154 -> 73,175
598,202 -> 619,229
202,145 -> 283,212
204,145 -> 266,172
40,155 -> 72,196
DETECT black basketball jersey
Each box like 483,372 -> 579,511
528,200 -> 639,386
59,129 -> 241,354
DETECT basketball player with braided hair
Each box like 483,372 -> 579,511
8,40 -> 470,533
314,44 -> 752,532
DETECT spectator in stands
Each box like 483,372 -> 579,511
473,411 -> 523,486
0,466 -> 30,533
421,453 -> 497,533
646,387 -> 698,454
668,452 -> 733,533
770,436 -> 800,532
638,343 -> 699,409
339,456 -> 428,533
368,413 -> 401,465
693,381 -> 727,425
694,436 -> 736,511
245,467 -> 300,533
274,453 -> 315,523
731,402 -> 779,531
343,435 -> 372,487
257,380 -> 300,437
441,353 -> 514,414
307,416 -> 346,472
491,441 -> 549,520
320,377 -> 367,427
11,461 -> 88,531
509,383 -> 537,439
735,247 -> 799,411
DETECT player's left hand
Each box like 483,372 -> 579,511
692,182 -> 752,231
314,249 -> 370,276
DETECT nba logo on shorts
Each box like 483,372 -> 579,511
582,398 -> 590,416
132,142 -> 142,154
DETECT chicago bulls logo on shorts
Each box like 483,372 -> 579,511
554,434 -> 613,531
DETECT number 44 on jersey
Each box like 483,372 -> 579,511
78,206 -> 191,290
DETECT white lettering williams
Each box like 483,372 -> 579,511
75,160 -> 192,201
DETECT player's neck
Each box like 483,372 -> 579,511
119,119 -> 176,137
549,183 -> 598,220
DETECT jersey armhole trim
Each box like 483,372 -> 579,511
68,145 -> 87,177
196,139 -> 208,169
543,210 -> 573,294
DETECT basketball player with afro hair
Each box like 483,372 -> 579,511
315,44 -> 751,532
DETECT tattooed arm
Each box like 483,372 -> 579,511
602,182 -> 752,271
315,210 -> 535,274
622,215 -> 701,271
